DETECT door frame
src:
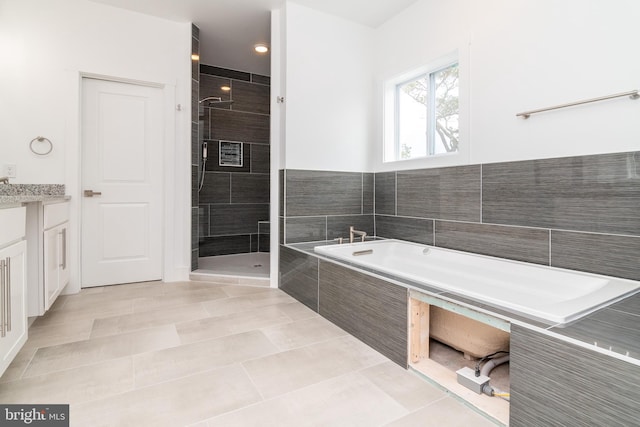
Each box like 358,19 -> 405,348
63,71 -> 188,293
79,76 -> 166,289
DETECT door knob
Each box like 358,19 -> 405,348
84,190 -> 102,197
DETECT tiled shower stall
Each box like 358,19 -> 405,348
190,25 -> 272,271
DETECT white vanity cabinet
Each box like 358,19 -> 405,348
0,207 -> 28,377
42,202 -> 70,311
26,200 -> 70,316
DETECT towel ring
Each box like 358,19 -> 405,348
30,136 -> 53,156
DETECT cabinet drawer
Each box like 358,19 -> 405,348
0,207 -> 26,245
43,202 -> 70,229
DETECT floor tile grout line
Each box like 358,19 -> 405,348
19,325 -> 184,380
173,312 -> 298,348
239,362 -> 266,401
4,354 -> 135,394
88,303 -> 214,340
7,281 -> 499,426
206,359 -> 384,424
380,394 -> 451,426
257,325 -> 349,353
7,348 -> 39,384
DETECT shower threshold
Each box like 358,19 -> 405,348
191,252 -> 270,286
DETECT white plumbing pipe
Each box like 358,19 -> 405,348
480,355 -> 510,396
480,354 -> 510,378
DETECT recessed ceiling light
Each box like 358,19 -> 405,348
254,44 -> 269,54
191,54 -> 200,61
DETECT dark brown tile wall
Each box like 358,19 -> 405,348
279,170 -> 284,217
397,165 -> 481,222
231,174 -> 270,204
191,123 -> 198,165
285,217 -> 327,244
282,151 -> 639,280
233,81 -> 270,115
510,323 -> 640,426
252,74 -> 270,85
319,261 -> 408,367
283,169 -> 375,244
258,222 -> 270,253
374,172 -> 396,216
326,215 -> 374,241
482,152 -> 640,236
551,297 -> 640,358
368,150 -> 640,280
200,65 -> 250,81
285,170 -> 366,216
200,235 -> 252,257
198,172 -> 230,204
363,173 -> 374,214
435,221 -> 550,265
199,75 -> 232,106
251,145 -> 270,174
209,109 -> 270,143
375,215 -> 433,245
279,246 -> 319,312
551,231 -> 640,281
198,64 -> 270,257
190,25 -> 200,270
209,204 -> 269,236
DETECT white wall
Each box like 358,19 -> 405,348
270,7 -> 286,287
283,2 -> 375,172
0,0 -> 192,292
373,0 -> 640,170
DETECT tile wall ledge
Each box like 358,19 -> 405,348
283,241 -> 640,366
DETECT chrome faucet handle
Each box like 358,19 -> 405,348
333,237 -> 344,244
349,226 -> 367,243
0,177 -> 9,184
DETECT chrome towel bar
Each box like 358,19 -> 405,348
516,90 -> 639,119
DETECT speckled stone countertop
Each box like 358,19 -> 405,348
0,184 -> 68,205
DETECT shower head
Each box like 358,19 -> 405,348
199,96 -> 234,106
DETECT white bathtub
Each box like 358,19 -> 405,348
314,239 -> 639,325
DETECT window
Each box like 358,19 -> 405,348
386,62 -> 459,162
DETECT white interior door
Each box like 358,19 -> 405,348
81,78 -> 163,287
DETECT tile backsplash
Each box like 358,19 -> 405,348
397,165 -> 481,222
282,150 -> 640,281
482,152 -> 640,236
282,170 -> 374,244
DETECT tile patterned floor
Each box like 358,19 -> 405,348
0,281 -> 499,427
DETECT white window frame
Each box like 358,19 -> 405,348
383,52 -> 464,166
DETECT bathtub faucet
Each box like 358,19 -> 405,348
349,226 -> 367,243
0,176 -> 9,184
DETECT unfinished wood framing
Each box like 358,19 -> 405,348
410,298 -> 430,363
408,292 -> 511,426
